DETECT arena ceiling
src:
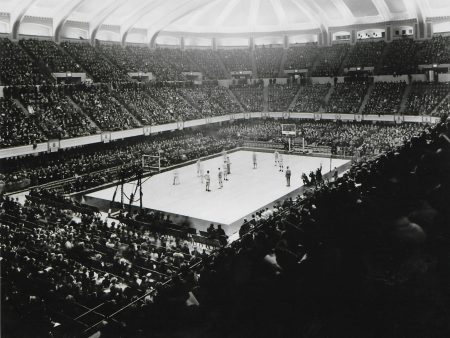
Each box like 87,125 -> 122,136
1,0 -> 450,43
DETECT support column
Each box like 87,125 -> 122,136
385,24 -> 392,42
283,35 -> 289,49
249,36 -> 255,50
180,36 -> 185,50
351,29 -> 357,44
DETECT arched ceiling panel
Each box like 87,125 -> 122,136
256,0 -> 279,26
384,0 -> 407,14
1,0 -> 450,42
282,0 -> 311,24
342,0 -> 379,17
222,0 -> 251,27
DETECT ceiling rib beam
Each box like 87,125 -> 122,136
270,0 -> 287,26
54,0 -> 86,43
90,0 -> 127,45
121,0 -> 166,46
329,0 -> 354,22
147,0 -> 221,47
11,0 -> 39,40
371,0 -> 391,21
249,0 -> 261,30
215,0 -> 240,28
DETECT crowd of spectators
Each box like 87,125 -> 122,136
267,84 -> 299,111
61,41 -> 128,82
128,46 -> 191,81
111,82 -> 167,125
344,40 -> 386,68
363,81 -> 406,115
415,35 -> 450,65
181,119 -> 450,338
377,37 -> 418,75
254,47 -> 283,78
178,84 -> 242,115
69,83 -> 140,131
0,96 -> 46,148
1,192 -> 211,336
434,95 -> 450,117
285,43 -> 318,70
404,82 -> 450,115
0,38 -> 50,85
7,85 -> 98,139
19,39 -> 82,73
0,130 -> 241,192
326,81 -> 369,114
185,49 -> 228,79
289,84 -> 329,112
230,84 -> 264,112
218,49 -> 253,72
311,44 -> 350,77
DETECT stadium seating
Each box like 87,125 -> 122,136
288,84 -> 329,112
185,49 -> 228,79
0,38 -> 50,85
19,39 -> 82,73
327,82 -> 368,113
61,41 -> 128,82
285,43 -> 318,70
377,37 -> 418,74
344,40 -> 386,68
363,81 -> 406,115
255,47 -> 284,78
404,82 -> 450,115
69,83 -> 140,131
0,96 -> 46,148
311,44 -> 350,77
218,49 -> 252,72
268,84 -> 299,111
230,84 -> 264,112
10,85 -> 98,139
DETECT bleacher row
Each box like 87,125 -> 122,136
1,36 -> 450,84
2,80 -> 448,148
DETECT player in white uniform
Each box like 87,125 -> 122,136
218,168 -> 223,189
278,154 -> 284,172
274,150 -> 279,166
252,152 -> 257,169
223,161 -> 228,181
196,159 -> 202,177
173,170 -> 180,185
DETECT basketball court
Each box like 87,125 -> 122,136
86,150 -> 350,236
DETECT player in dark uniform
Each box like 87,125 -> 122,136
285,166 -> 291,187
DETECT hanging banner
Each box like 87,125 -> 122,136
143,126 -> 151,136
48,139 -> 60,152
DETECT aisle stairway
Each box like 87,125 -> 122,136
251,49 -> 258,78
399,84 -> 412,114
227,88 -> 245,112
262,86 -> 269,112
287,87 -> 303,112
358,83 -> 374,114
67,96 -> 101,132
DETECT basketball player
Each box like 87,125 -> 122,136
199,165 -> 204,183
222,149 -> 227,162
196,159 -> 202,177
218,168 -> 223,189
285,166 -> 291,187
226,156 -> 231,174
252,152 -> 257,169
274,150 -> 279,166
173,170 -> 180,185
223,161 -> 229,181
205,171 -> 211,192
278,154 -> 284,172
